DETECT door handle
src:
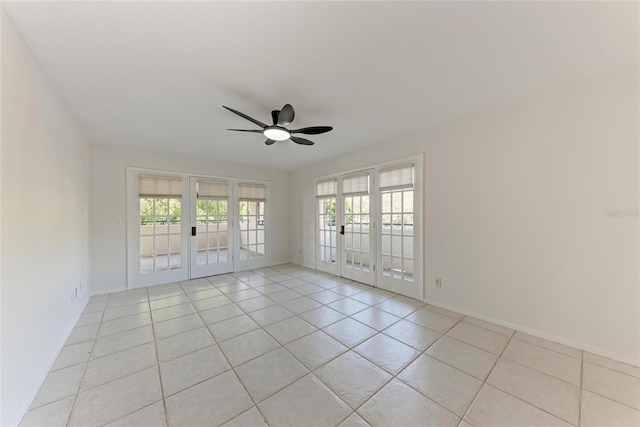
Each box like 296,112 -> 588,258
191,226 -> 196,236
340,225 -> 345,235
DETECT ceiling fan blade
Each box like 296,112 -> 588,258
290,136 -> 314,146
226,129 -> 263,133
222,106 -> 267,128
290,126 -> 333,135
277,104 -> 295,126
271,110 -> 279,125
265,139 -> 277,145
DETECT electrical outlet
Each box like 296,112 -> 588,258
436,277 -> 442,287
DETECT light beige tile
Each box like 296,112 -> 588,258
249,305 -> 295,327
160,345 -> 230,396
426,336 -> 497,380
81,342 -> 157,390
330,283 -> 366,297
149,294 -> 189,310
219,329 -> 280,367
583,362 -> 640,409
513,332 -> 582,359
328,298 -> 368,316
151,303 -> 195,323
156,327 -> 215,362
192,294 -> 233,311
358,379 -> 459,427
103,302 -> 149,321
446,322 -> 510,355
236,348 -> 309,402
76,311 -> 103,327
286,330 -> 348,370
31,363 -> 85,409
153,313 -> 204,340
399,354 -> 481,416
308,290 -> 344,304
208,314 -> 260,342
104,401 -> 166,427
91,325 -> 154,359
166,370 -> 252,426
383,319 -> 442,351
106,294 -> 148,310
199,304 -> 244,324
584,352 -> 640,378
66,323 -> 99,345
222,407 -> 267,427
503,339 -> 581,385
51,341 -> 92,371
227,289 -> 263,302
83,301 -> 107,314
462,316 -> 514,336
280,296 -> 323,314
235,295 -> 276,312
264,316 -> 317,345
581,390 -> 640,427
98,312 -> 151,337
406,307 -> 459,332
339,412 -> 371,427
423,304 -> 464,320
268,289 -> 303,303
217,282 -> 251,294
20,396 -> 73,427
323,317 -> 378,348
465,385 -> 571,427
185,287 -> 221,301
350,291 -> 391,306
68,367 -> 162,426
373,296 -> 424,317
351,307 -> 400,331
258,374 -> 351,426
354,333 -> 419,375
293,283 -> 325,296
487,358 -> 579,424
300,306 -> 347,328
315,351 -> 391,409
254,283 -> 288,295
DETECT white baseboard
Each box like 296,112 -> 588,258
424,298 -> 640,368
10,295 -> 90,426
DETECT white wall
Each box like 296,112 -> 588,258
290,73 -> 639,365
1,8 -> 91,425
89,143 -> 290,295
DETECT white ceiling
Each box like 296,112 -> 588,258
4,1 -> 638,170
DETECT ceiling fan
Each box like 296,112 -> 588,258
223,104 -> 333,146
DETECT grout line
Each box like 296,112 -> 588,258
578,350 -> 584,426
458,329 -> 516,425
64,293 -> 109,426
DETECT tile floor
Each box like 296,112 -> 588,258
21,264 -> 640,427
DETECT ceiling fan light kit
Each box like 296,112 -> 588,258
223,103 -> 333,146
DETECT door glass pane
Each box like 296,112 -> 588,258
380,187 -> 414,282
140,196 -> 181,273
343,194 -> 370,273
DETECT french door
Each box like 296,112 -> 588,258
341,171 -> 375,285
315,158 -> 423,300
130,174 -> 190,287
128,169 -> 270,288
234,183 -> 269,271
190,178 -> 233,278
